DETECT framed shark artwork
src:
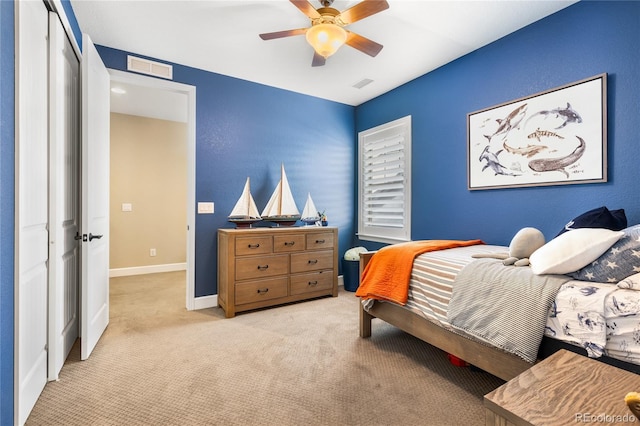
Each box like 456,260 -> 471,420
467,73 -> 607,190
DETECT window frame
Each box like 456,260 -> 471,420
357,115 -> 412,244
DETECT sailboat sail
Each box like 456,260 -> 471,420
301,193 -> 319,221
262,164 -> 300,219
229,177 -> 261,219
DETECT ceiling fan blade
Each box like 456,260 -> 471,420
290,0 -> 321,19
259,28 -> 308,40
338,0 -> 389,25
345,31 -> 383,57
312,52 -> 326,67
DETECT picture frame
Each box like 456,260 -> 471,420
467,73 -> 607,190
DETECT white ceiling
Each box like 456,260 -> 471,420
72,0 -> 577,107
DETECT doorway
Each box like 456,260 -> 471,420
108,69 -> 196,310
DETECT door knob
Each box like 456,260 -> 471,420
89,233 -> 103,241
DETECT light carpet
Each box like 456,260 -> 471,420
26,271 -> 504,425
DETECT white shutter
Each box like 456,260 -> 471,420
358,116 -> 411,243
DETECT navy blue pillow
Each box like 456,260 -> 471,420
556,206 -> 627,237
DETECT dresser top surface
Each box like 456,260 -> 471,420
218,226 -> 337,235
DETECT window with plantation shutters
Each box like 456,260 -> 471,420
358,116 -> 411,243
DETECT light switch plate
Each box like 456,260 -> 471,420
122,203 -> 132,212
198,202 -> 214,214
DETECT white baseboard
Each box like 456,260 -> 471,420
194,294 -> 218,310
338,274 -> 344,287
109,262 -> 187,277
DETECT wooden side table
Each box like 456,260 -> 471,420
484,349 -> 638,426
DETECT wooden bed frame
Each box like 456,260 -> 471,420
358,251 -> 640,381
358,251 -> 535,381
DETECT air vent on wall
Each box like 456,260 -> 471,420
127,55 -> 173,80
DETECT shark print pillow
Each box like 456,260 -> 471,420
569,224 -> 640,283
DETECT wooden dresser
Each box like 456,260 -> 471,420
217,226 -> 338,318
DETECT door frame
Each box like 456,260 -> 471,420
108,69 -> 196,310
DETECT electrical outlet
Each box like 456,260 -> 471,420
150,248 -> 157,257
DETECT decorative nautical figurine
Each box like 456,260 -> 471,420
301,193 -> 320,226
228,177 -> 261,228
261,164 -> 300,226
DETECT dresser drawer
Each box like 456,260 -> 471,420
291,250 -> 334,273
306,232 -> 334,250
235,277 -> 288,305
273,234 -> 305,253
235,236 -> 273,256
236,254 -> 289,280
290,271 -> 334,295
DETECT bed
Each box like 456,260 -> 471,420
357,228 -> 640,381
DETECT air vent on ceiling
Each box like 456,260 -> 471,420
352,78 -> 374,89
127,55 -> 173,80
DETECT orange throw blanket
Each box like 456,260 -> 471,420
355,239 -> 484,305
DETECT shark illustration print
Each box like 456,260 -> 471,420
468,74 -> 606,189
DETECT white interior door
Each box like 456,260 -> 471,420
16,0 -> 49,423
48,11 -> 80,380
80,33 -> 110,360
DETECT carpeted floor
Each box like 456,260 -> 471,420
26,271 -> 505,425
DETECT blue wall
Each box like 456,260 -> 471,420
355,1 -> 640,250
97,46 -> 356,297
0,0 -> 14,423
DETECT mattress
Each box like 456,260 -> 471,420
403,244 -> 640,365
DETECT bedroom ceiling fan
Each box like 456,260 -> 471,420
259,0 -> 389,67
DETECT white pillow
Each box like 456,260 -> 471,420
617,271 -> 640,290
529,228 -> 624,275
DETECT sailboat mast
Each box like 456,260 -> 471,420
278,164 -> 284,214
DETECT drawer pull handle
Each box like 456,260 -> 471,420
257,265 -> 269,271
308,281 -> 318,287
256,288 -> 269,295
248,243 -> 260,249
284,241 -> 295,246
315,239 -> 325,244
308,259 -> 318,264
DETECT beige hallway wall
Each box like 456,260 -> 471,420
110,112 -> 187,269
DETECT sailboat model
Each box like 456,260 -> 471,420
301,193 -> 320,226
261,164 -> 300,226
228,177 -> 261,228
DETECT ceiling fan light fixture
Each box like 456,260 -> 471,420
306,23 -> 347,58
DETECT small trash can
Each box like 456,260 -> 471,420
342,247 -> 367,292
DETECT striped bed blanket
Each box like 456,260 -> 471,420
447,258 -> 570,363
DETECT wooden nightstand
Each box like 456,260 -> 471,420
484,349 -> 638,426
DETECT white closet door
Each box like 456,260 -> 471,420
80,33 -> 110,360
48,11 -> 80,381
16,0 -> 49,423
